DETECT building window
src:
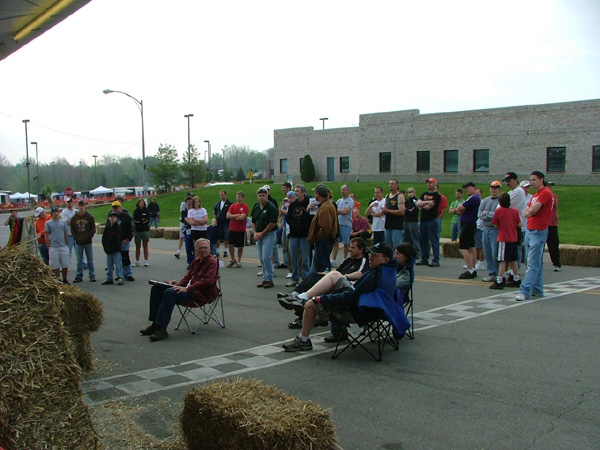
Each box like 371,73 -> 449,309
379,152 -> 391,172
593,146 -> 600,172
417,151 -> 430,172
280,158 -> 288,173
473,149 -> 489,172
444,150 -> 458,172
547,147 -> 566,172
339,156 -> 349,173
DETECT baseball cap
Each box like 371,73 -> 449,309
462,181 -> 476,188
262,185 -> 271,191
504,172 -> 518,181
490,180 -> 502,188
425,178 -> 437,184
368,242 -> 394,259
111,201 -> 122,207
78,200 -> 85,206
108,210 -> 117,217
546,181 -> 555,186
520,180 -> 531,188
66,197 -> 73,203
50,206 -> 59,213
287,191 -> 296,197
313,184 -> 331,197
34,207 -> 45,217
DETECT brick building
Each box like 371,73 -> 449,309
274,99 -> 600,185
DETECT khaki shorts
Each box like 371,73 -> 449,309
134,231 -> 150,244
49,246 -> 70,269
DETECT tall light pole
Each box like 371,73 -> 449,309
51,161 -> 55,188
22,119 -> 31,206
103,89 -> 146,199
93,155 -> 98,187
204,140 -> 211,171
79,160 -> 83,190
319,117 -> 328,130
184,114 -> 194,187
31,141 -> 40,198
222,145 -> 228,172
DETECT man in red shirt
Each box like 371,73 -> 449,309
516,171 -> 554,301
226,191 -> 249,268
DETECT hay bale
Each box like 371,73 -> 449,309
150,228 -> 165,238
0,246 -> 100,450
163,227 -> 181,240
442,240 -> 462,258
181,378 -> 337,450
560,244 -> 600,267
96,223 -> 105,235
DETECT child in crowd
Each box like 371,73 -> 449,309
490,193 -> 522,289
102,210 -> 124,285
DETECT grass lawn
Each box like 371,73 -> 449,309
86,181 -> 600,246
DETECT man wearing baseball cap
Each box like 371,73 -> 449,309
111,201 -> 135,281
456,182 -> 481,279
504,172 -> 527,271
477,180 -> 502,282
45,205 -> 71,284
34,207 -> 51,264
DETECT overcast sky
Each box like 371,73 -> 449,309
1,0 -> 599,166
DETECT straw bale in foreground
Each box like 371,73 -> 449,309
181,378 -> 337,450
0,246 -> 99,450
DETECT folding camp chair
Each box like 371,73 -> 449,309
331,265 -> 410,361
175,274 -> 225,334
397,257 -> 415,339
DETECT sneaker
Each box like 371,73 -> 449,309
116,278 -> 124,285
428,262 -> 440,267
458,271 -> 477,279
553,266 -> 561,272
227,260 -> 237,268
285,272 -> 293,278
462,264 -> 468,269
263,281 -> 274,289
330,260 -> 337,268
126,276 -> 135,282
133,261 -> 141,267
73,278 -> 83,283
475,261 -> 485,271
102,280 -> 114,285
144,261 -> 149,267
89,277 -> 96,282
246,240 -> 251,245
415,261 -> 429,266
323,330 -> 349,343
62,279 -> 70,285
515,293 -> 527,301
285,280 -> 298,287
282,336 -> 313,352
223,251 -> 228,258
149,328 -> 169,342
257,280 -> 265,288
257,271 -> 263,276
482,275 -> 496,282
505,278 -> 521,288
174,253 -> 180,259
140,323 -> 160,336
277,263 -> 288,269
489,280 -> 505,290
288,318 -> 302,329
234,262 -> 242,268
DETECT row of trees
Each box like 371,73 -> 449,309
0,145 -> 272,195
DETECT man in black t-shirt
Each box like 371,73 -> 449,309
286,184 -> 313,286
416,178 -> 442,267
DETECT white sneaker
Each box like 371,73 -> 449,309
286,273 -> 293,278
330,259 -> 337,268
482,275 -> 495,282
133,261 -> 141,267
463,264 -> 468,269
144,261 -> 149,267
515,293 -> 527,301
553,266 -> 561,272
257,271 -> 263,276
475,261 -> 485,271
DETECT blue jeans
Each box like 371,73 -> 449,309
385,228 -> 404,250
75,243 -> 95,279
149,285 -> 194,329
67,235 -> 75,255
482,228 -> 499,276
436,217 -> 443,240
272,232 -> 281,266
282,227 -> 288,266
520,229 -> 548,299
257,231 -> 276,282
184,231 -> 195,264
311,237 -> 334,274
38,243 -> 49,265
419,220 -> 439,264
149,216 -> 159,229
451,222 -> 460,241
121,240 -> 132,278
105,251 -> 123,281
289,236 -> 311,281
403,222 -> 421,258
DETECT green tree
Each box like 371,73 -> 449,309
181,144 -> 204,188
147,144 -> 180,192
301,154 -> 316,183
236,166 -> 246,181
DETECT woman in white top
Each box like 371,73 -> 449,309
187,196 -> 208,241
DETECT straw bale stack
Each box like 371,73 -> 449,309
0,245 -> 100,450
59,285 -> 104,371
181,378 -> 337,450
559,244 -> 600,267
441,240 -> 461,258
96,223 -> 106,235
150,228 -> 165,238
163,227 -> 180,240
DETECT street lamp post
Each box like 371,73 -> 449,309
204,140 -> 211,171
319,117 -> 328,129
93,155 -> 98,187
31,141 -> 40,198
103,89 -> 146,199
79,160 -> 83,190
22,120 -> 31,206
184,114 -> 194,188
51,161 -> 55,188
222,145 -> 228,173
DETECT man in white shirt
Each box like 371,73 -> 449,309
365,187 -> 386,245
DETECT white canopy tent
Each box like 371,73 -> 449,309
89,186 -> 114,195
10,192 -> 38,201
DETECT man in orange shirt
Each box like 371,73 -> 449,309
34,207 -> 51,264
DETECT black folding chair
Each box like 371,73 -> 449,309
397,257 -> 415,339
175,274 -> 224,334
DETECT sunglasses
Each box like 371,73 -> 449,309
490,186 -> 501,189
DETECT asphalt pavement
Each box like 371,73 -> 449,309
1,216 -> 599,449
